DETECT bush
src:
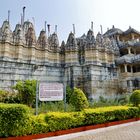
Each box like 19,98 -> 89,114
13,80 -> 36,107
69,88 -> 89,111
44,106 -> 139,132
83,106 -> 139,125
45,112 -> 84,132
130,90 -> 140,107
90,95 -> 130,108
30,115 -> 48,134
0,90 -> 20,103
0,103 -> 49,137
0,103 -> 31,137
0,104 -> 139,137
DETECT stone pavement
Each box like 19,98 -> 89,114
37,121 -> 140,140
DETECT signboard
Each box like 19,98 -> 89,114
39,83 -> 63,101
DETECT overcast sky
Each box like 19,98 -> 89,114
0,0 -> 140,43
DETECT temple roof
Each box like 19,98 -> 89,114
104,26 -> 123,37
123,26 -> 140,35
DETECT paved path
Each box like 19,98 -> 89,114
37,121 -> 140,140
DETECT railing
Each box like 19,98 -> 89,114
132,54 -> 140,62
118,40 -> 140,48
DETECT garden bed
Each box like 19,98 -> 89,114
1,117 -> 139,140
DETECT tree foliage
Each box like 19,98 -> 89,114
69,87 -> 89,111
0,90 -> 20,103
13,80 -> 36,107
130,90 -> 140,107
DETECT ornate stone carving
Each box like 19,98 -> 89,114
25,27 -> 36,46
66,32 -> 77,49
13,24 -> 24,44
1,20 -> 12,42
48,33 -> 59,50
96,32 -> 102,44
37,30 -> 47,48
86,29 -> 95,45
60,41 -> 65,53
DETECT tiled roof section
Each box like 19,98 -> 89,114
123,26 -> 140,35
104,27 -> 123,37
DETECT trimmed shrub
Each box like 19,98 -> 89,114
130,90 -> 140,107
30,115 -> 49,134
0,103 -> 49,137
45,112 -> 84,132
0,103 -> 31,137
83,106 -> 139,125
0,104 -> 139,137
44,106 -> 139,132
69,88 -> 89,111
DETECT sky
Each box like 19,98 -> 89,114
0,0 -> 140,43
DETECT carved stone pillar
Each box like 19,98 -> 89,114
117,35 -> 120,41
131,34 -> 134,40
128,47 -> 131,54
124,64 -> 127,72
131,65 -> 133,73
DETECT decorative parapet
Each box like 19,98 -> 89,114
118,40 -> 140,49
132,54 -> 140,63
116,54 -> 140,65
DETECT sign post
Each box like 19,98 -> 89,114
39,83 -> 63,101
36,82 -> 65,113
35,81 -> 39,115
63,83 -> 66,112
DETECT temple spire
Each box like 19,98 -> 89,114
47,24 -> 50,37
8,10 -> 10,22
72,24 -> 75,34
100,25 -> 103,35
45,21 -> 47,32
23,6 -> 26,24
21,13 -> 23,26
55,25 -> 57,34
91,21 -> 93,31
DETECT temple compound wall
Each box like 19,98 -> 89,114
0,20 -> 139,99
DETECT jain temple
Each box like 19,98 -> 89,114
0,11 -> 140,99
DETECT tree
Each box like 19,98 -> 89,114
69,87 -> 89,111
130,90 -> 140,107
13,80 -> 36,107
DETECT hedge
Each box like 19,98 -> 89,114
30,115 -> 48,134
83,106 -> 140,125
45,112 -> 84,132
0,103 -> 31,137
45,106 -> 140,131
0,103 -> 48,137
0,104 -> 140,138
